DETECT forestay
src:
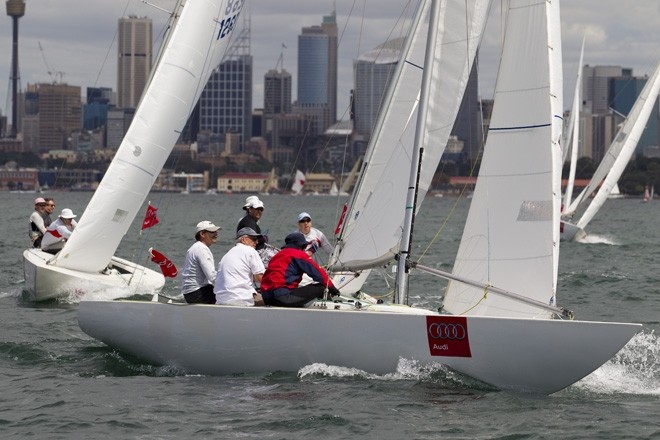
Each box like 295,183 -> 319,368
443,0 -> 563,319
52,0 -> 244,272
329,0 -> 492,271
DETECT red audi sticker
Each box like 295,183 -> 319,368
426,316 -> 472,357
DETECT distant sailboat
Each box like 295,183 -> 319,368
642,185 -> 654,203
608,183 -> 624,199
561,60 -> 660,241
338,157 -> 362,196
291,169 -> 305,195
260,168 -> 277,194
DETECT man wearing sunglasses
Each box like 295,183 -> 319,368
296,212 -> 332,265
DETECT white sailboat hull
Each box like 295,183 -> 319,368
23,249 -> 164,302
560,220 -> 586,242
78,300 -> 640,394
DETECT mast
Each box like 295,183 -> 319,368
395,0 -> 441,305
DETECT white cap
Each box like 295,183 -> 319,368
196,220 -> 221,233
243,195 -> 264,210
297,212 -> 312,222
60,208 -> 77,219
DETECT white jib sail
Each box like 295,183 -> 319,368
443,0 -> 563,319
562,36 -> 585,213
576,61 -> 660,229
329,0 -> 492,271
54,0 -> 244,272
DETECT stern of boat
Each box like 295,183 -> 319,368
22,248 -> 165,302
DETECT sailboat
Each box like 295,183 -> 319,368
337,156 -> 362,196
23,0 -> 242,301
78,0 -> 640,394
561,61 -> 660,241
260,168 -> 277,195
328,181 -> 339,196
291,169 -> 306,195
608,183 -> 624,199
642,185 -> 654,203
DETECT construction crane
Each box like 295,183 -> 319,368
38,41 -> 65,84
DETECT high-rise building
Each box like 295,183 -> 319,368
198,25 -> 252,150
582,65 -> 631,115
106,108 -> 135,149
117,15 -> 152,109
83,87 -> 115,132
353,38 -> 401,138
37,83 -> 82,151
610,75 -> 659,153
581,65 -> 659,157
264,68 -> 292,115
296,10 -> 338,135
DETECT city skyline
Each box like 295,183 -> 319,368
1,0 -> 659,128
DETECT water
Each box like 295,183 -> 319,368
2,191 -> 659,439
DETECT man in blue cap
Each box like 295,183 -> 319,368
260,232 -> 340,307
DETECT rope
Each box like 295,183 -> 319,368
458,283 -> 490,315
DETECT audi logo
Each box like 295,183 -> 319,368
428,323 -> 466,340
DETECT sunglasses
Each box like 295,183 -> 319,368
299,219 -> 311,223
251,207 -> 264,211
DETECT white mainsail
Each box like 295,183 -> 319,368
52,0 -> 243,272
567,61 -> 660,218
443,0 -> 563,319
329,0 -> 492,271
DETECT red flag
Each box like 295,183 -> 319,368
141,204 -> 160,231
335,203 -> 348,235
149,248 -> 178,278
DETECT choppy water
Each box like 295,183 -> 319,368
1,191 -> 659,439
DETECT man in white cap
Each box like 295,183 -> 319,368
214,227 -> 266,306
181,220 -> 222,304
41,208 -> 78,253
296,212 -> 333,265
28,197 -> 48,247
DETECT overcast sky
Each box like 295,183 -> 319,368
1,0 -> 659,126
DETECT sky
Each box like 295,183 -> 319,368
1,0 -> 659,127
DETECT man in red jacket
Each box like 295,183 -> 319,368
260,232 -> 340,307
